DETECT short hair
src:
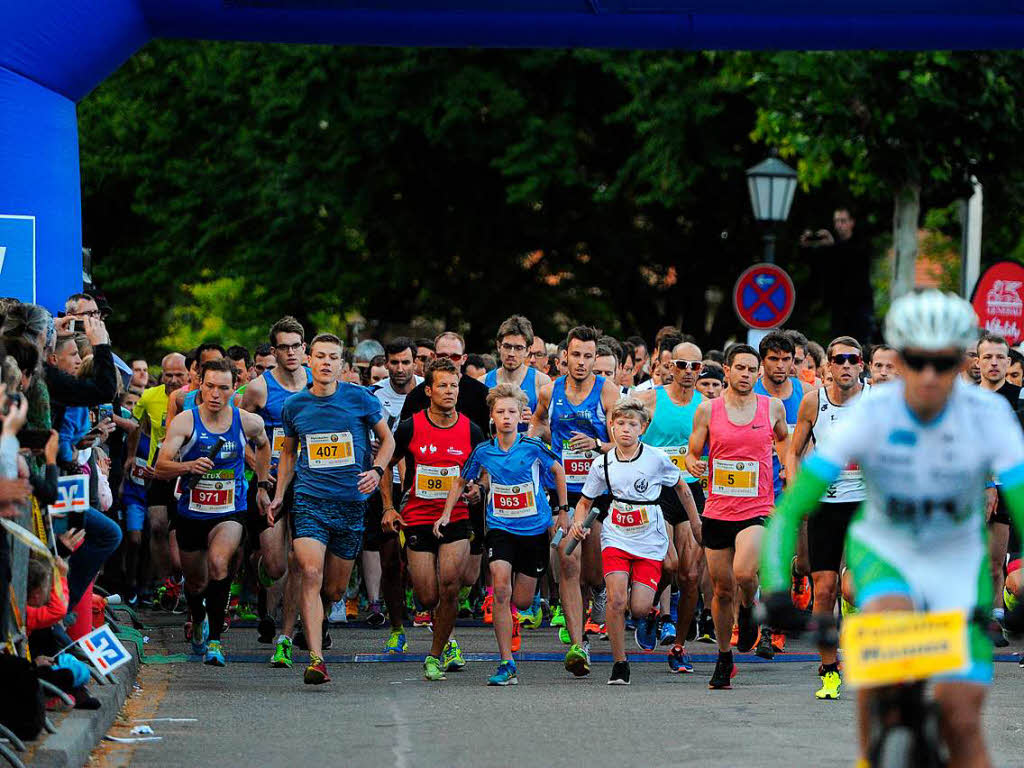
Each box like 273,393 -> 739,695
226,345 -> 251,367
184,348 -> 196,370
384,336 -> 417,360
807,341 -> 826,368
566,326 -> 600,347
269,315 -> 305,346
869,343 -> 896,363
64,292 -> 94,312
597,335 -> 622,361
465,353 -> 486,371
784,329 -> 809,353
653,326 -> 679,353
610,396 -> 651,427
759,331 -> 795,359
556,339 -> 568,353
595,344 -> 616,360
414,337 -> 435,352
200,357 -> 238,385
487,382 -> 528,411
434,331 -> 466,354
424,357 -> 459,387
626,335 -> 647,351
53,334 -> 77,355
621,341 -> 636,365
1009,348 -> 1024,367
705,349 -> 725,365
254,342 -> 273,358
480,353 -> 498,371
977,333 -> 1010,354
309,333 -> 343,353
725,343 -> 761,366
369,355 -> 386,369
27,558 -> 50,593
194,342 -> 226,361
656,332 -> 685,357
826,336 -> 862,358
496,315 -> 534,347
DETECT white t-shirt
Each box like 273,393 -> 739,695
371,376 -> 423,482
812,378 -> 1024,552
581,444 -> 681,560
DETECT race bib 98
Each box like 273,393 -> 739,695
416,465 -> 459,500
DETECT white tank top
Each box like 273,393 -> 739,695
811,386 -> 866,503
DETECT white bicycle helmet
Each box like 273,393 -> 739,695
884,289 -> 979,351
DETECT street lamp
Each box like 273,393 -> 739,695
746,156 -> 797,264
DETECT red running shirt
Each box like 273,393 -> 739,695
703,395 -> 774,521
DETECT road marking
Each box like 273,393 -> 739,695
388,697 -> 410,768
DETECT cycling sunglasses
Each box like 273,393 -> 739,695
671,360 -> 702,371
901,352 -> 962,373
830,353 -> 861,366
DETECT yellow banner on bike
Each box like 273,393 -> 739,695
841,611 -> 967,688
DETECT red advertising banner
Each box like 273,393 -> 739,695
971,260 -> 1024,345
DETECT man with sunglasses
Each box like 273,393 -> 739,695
786,336 -> 865,700
764,290 -> 1024,768
754,331 -> 809,627
529,334 -> 549,373
635,341 -> 706,671
240,315 -> 312,666
484,315 -> 551,432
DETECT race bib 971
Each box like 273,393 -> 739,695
189,470 -> 235,514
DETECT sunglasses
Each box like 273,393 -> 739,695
830,353 -> 861,365
437,353 -> 464,362
901,352 -> 961,373
671,360 -> 702,371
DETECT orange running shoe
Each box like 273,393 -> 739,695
511,615 -> 522,653
771,631 -> 787,653
585,615 -> 603,635
791,562 -> 812,611
482,593 -> 494,625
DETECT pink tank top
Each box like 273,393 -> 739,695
703,395 -> 774,521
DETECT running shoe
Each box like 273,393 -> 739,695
155,577 -> 184,612
564,643 -> 591,677
458,597 -> 473,618
423,655 -> 446,681
659,618 -> 677,646
482,593 -> 494,625
585,616 -> 603,635
270,636 -> 293,668
235,602 -> 259,622
708,651 -> 737,690
488,661 -> 518,686
558,626 -> 571,645
413,610 -> 432,627
385,629 -> 408,654
257,616 -> 276,644
511,616 -> 522,653
598,623 -> 609,640
257,556 -> 276,588
667,644 -> 694,674
607,660 -> 630,685
591,588 -> 607,624
697,608 -> 716,643
736,605 -> 758,653
816,668 -> 841,700
190,616 -> 209,656
755,627 -> 775,660
771,631 -> 787,653
634,610 -> 659,651
520,606 -> 543,630
346,596 -> 359,620
366,601 -> 386,627
442,639 -> 466,671
791,569 -> 812,611
990,621 -> 1010,648
328,600 -> 348,624
550,605 -> 565,627
405,588 -> 415,613
841,597 -> 858,617
304,653 -> 330,685
204,639 -> 226,666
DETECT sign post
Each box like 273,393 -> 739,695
733,263 -> 796,345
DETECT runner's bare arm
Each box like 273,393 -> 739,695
770,398 -> 792,485
154,411 -> 205,479
550,459 -> 568,509
569,494 -> 593,540
240,410 -> 271,483
685,402 -> 711,477
786,390 -> 818,486
436,476 -> 469,536
358,419 -> 394,495
675,477 -> 702,545
239,374 -> 267,413
165,387 -> 185,425
528,383 -> 552,441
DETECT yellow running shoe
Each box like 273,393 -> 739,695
815,669 -> 841,700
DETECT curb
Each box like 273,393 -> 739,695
26,645 -> 141,768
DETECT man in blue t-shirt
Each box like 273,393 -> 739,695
271,333 -> 394,686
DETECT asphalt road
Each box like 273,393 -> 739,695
95,613 -> 1024,768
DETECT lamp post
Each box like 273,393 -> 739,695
746,156 -> 797,264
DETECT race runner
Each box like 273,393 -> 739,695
272,332 -> 394,684
571,397 -> 701,685
438,383 -> 567,686
686,343 -> 790,689
483,315 -> 551,431
763,290 -> 1024,768
239,315 -> 312,665
156,358 -> 272,666
529,325 -> 620,677
382,357 -> 486,681
786,335 -> 865,700
634,341 -> 705,672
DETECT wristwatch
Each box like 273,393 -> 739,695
556,504 -> 573,514
257,480 -> 273,492
371,465 -> 385,478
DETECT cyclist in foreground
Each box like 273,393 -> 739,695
761,290 -> 1024,768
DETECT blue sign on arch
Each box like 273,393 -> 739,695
0,215 -> 36,303
733,263 -> 795,330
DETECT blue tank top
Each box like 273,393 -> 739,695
753,376 -> 804,497
257,368 -> 313,467
183,389 -> 199,411
550,375 -> 609,492
176,407 -> 248,519
484,366 -> 539,432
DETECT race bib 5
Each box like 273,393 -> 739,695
711,459 -> 759,498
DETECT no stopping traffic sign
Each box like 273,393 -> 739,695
733,263 -> 796,330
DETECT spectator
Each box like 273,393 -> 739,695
130,359 -> 149,389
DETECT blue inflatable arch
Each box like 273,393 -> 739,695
3,0 -> 1024,309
